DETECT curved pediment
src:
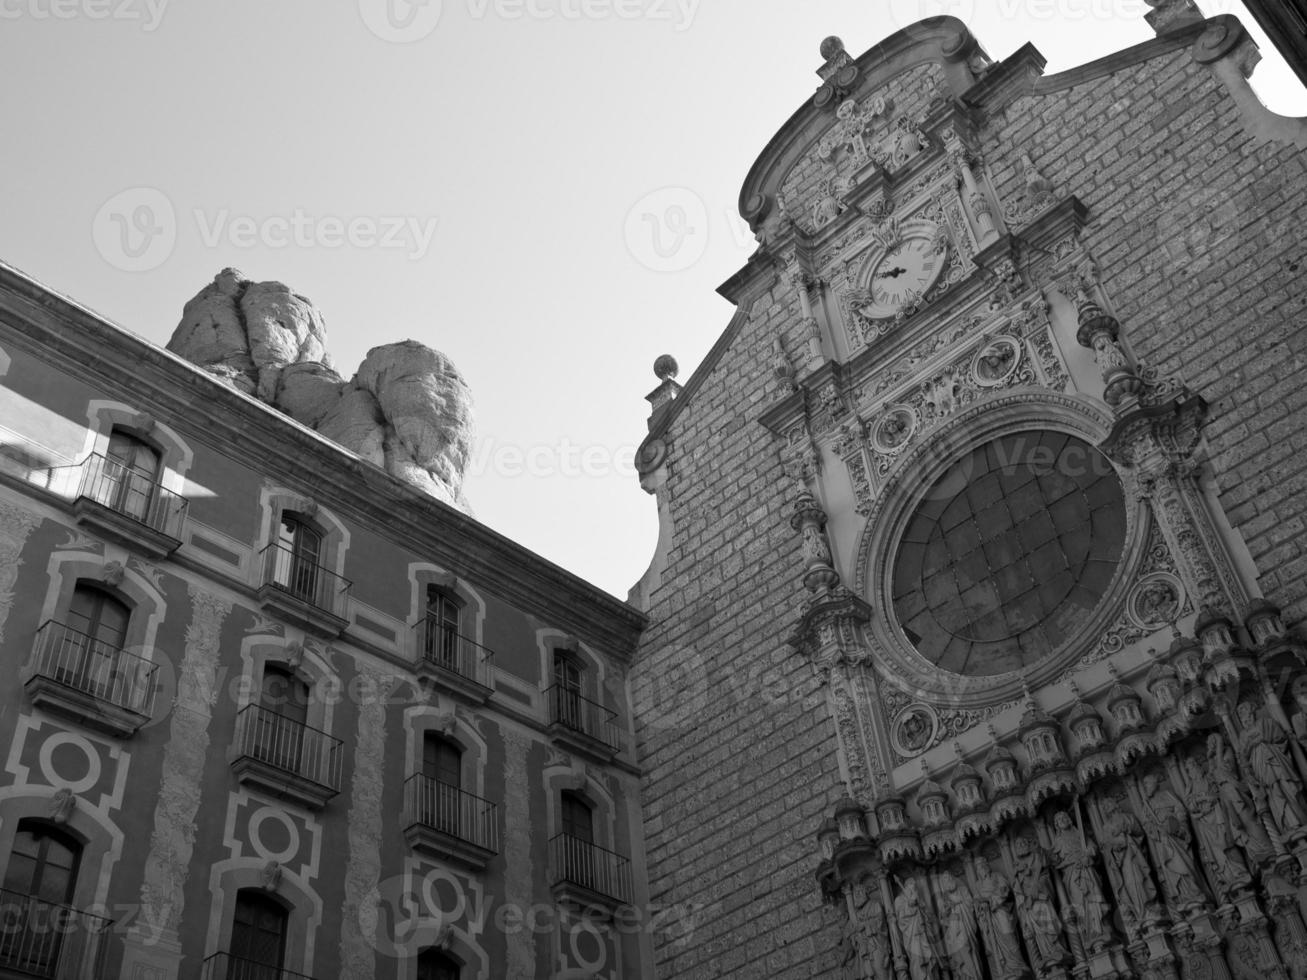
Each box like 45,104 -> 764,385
738,17 -> 993,239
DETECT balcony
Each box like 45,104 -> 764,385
549,834 -> 632,915
0,887 -> 112,980
414,620 -> 494,703
201,953 -> 315,980
256,543 -> 350,639
229,705 -> 343,810
53,452 -> 187,558
401,775 -> 499,870
22,621 -> 158,737
545,685 -> 621,760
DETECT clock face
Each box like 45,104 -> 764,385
862,235 -> 944,319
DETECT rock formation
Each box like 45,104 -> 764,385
167,269 -> 473,511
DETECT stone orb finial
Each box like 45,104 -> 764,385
654,355 -> 679,382
820,36 -> 845,61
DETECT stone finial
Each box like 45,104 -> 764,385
815,34 -> 858,107
647,356 -> 683,421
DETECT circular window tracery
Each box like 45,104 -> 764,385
891,431 -> 1126,676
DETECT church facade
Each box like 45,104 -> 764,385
630,3 -> 1307,979
0,263 -> 654,978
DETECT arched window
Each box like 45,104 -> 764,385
424,588 -> 462,670
62,582 -> 131,698
272,513 -> 324,604
230,889 -> 288,975
100,428 -> 162,523
552,651 -> 584,730
421,733 -> 462,835
254,664 -> 311,773
2,820 -> 83,975
417,948 -> 461,980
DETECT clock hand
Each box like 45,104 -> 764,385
876,266 -> 908,280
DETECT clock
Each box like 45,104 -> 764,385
859,233 -> 946,320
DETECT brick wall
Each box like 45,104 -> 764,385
633,27 -> 1307,980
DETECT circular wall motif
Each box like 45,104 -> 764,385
248,806 -> 301,865
890,704 -> 938,757
891,431 -> 1126,676
38,733 -> 101,794
873,407 -> 917,454
971,337 -> 1021,387
1127,573 -> 1185,631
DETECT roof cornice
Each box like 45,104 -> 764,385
0,261 -> 646,655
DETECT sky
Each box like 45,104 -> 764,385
1,0 -> 1304,599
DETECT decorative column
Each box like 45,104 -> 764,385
951,149 -> 999,247
790,487 -> 841,595
1074,282 -> 1142,409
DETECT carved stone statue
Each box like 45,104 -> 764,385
1097,802 -> 1158,935
1208,732 -> 1275,865
1010,834 -> 1069,970
1234,700 -> 1307,841
1177,753 -> 1252,899
937,871 -> 984,980
1048,810 -> 1112,951
1136,771 -> 1207,912
849,882 -> 893,980
894,876 -> 942,980
973,856 -> 1030,980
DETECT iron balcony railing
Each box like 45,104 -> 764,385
0,886 -> 113,980
546,685 -> 621,751
232,705 -> 343,793
550,834 -> 632,905
201,952 -> 316,980
415,619 -> 494,687
63,451 -> 188,538
402,775 -> 499,853
260,542 -> 351,614
28,620 -> 158,716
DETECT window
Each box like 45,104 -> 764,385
561,791 -> 593,844
553,652 -> 584,730
560,791 -> 596,891
424,588 -> 461,669
272,514 -> 323,604
417,949 -> 460,980
62,583 -> 130,699
230,889 -> 288,977
253,665 -> 310,774
1,821 -> 82,975
420,734 -> 462,835
100,429 -> 162,523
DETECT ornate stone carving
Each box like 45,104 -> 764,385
972,856 -> 1029,980
48,788 -> 76,825
1233,700 -> 1307,844
1136,769 -> 1208,913
1010,832 -> 1070,971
